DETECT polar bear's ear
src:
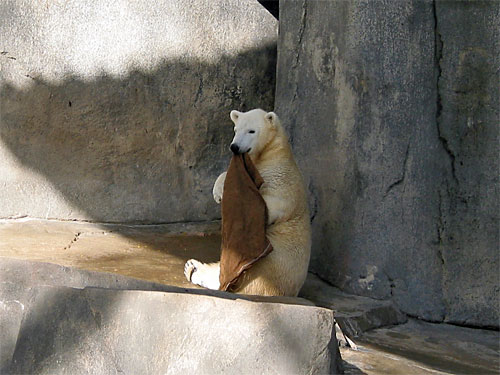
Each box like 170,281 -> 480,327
230,110 -> 241,123
265,112 -> 278,128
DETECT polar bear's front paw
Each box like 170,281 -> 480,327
212,172 -> 227,204
213,186 -> 223,204
184,259 -> 201,282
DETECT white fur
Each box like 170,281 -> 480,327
184,109 -> 311,297
184,259 -> 220,290
212,172 -> 226,204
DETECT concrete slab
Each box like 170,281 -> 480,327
5,286 -> 341,375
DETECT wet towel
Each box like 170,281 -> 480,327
219,153 -> 273,292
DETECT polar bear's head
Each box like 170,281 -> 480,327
229,109 -> 279,157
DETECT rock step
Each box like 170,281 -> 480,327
300,273 -> 407,338
0,257 -> 342,374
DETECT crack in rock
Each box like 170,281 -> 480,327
433,0 -> 458,185
291,0 -> 308,104
384,142 -> 410,197
433,0 -> 452,324
64,232 -> 82,250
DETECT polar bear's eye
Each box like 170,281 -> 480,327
248,130 -> 255,134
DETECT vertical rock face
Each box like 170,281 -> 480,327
435,1 -> 499,327
276,0 -> 499,327
0,0 -> 277,223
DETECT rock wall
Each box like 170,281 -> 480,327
275,0 -> 499,327
434,0 -> 499,328
0,0 -> 277,223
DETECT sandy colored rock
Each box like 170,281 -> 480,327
0,218 -> 221,287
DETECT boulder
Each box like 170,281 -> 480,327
0,258 -> 342,374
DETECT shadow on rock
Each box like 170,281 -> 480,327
1,44 -> 276,229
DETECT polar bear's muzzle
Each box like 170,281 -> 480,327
230,143 -> 240,154
230,143 -> 252,155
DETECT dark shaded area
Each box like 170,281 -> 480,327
258,0 -> 279,19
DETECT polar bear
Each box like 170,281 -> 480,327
184,109 -> 311,296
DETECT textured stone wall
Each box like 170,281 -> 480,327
434,1 -> 499,328
275,0 -> 498,327
0,0 -> 277,223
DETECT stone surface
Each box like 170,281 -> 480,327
0,218 -> 222,287
275,0 -> 499,327
0,219 -> 403,326
342,318 -> 500,375
0,219 -> 222,372
0,257 -> 181,372
434,1 -> 500,328
3,221 -> 499,374
0,255 -> 316,372
0,255 -> 314,304
3,286 -> 341,374
0,0 -> 277,223
300,274 -> 407,338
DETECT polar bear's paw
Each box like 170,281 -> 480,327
213,172 -> 227,204
184,259 -> 220,290
184,259 -> 201,282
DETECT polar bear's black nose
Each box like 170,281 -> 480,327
230,144 -> 240,154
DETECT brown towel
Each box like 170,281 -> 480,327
219,153 -> 273,292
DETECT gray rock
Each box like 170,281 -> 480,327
0,0 -> 277,223
0,279 -> 29,373
345,318 -> 500,375
300,274 -> 407,338
0,257 -> 182,371
0,218 -> 224,289
434,1 -> 500,328
276,0 -> 499,327
0,257 -> 340,374
6,285 -> 342,374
